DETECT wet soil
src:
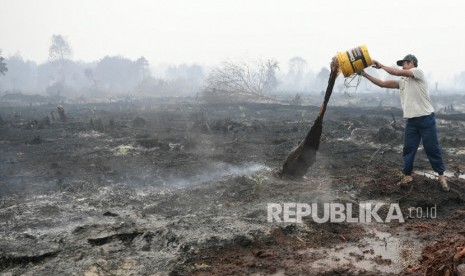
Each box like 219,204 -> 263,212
1,97 -> 465,275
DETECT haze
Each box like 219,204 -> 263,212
1,0 -> 465,89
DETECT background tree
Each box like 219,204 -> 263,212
93,55 -> 150,93
317,67 -> 330,93
136,57 -> 150,81
263,59 -> 279,93
163,63 -> 205,96
47,35 -> 73,96
48,35 -> 72,62
84,68 -> 98,90
0,50 -> 8,76
288,56 -> 307,78
280,56 -> 309,92
0,54 -> 37,92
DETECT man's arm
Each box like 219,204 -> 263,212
361,71 -> 399,89
373,60 -> 414,78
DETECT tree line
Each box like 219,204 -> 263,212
6,35 -> 451,102
0,35 -> 205,100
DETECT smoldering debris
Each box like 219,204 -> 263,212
57,105 -> 66,122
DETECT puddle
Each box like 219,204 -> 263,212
414,170 -> 465,180
77,131 -> 103,138
456,149 -> 465,155
446,148 -> 465,155
299,229 -> 422,273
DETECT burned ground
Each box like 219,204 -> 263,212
1,97 -> 465,275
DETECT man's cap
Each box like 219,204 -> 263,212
396,54 -> 418,67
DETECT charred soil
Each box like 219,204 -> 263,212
1,98 -> 465,275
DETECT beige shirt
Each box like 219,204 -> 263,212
397,68 -> 434,118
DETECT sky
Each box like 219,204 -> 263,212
1,0 -> 465,83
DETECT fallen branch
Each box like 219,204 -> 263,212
414,223 -> 431,229
368,146 -> 384,163
454,247 -> 465,262
455,210 -> 465,216
422,171 -> 458,186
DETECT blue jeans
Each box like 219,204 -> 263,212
403,113 -> 445,175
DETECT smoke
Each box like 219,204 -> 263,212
166,162 -> 267,188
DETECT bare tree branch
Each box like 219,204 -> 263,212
202,58 -> 278,102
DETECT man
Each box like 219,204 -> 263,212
361,54 -> 449,191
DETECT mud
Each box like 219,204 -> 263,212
1,96 -> 465,275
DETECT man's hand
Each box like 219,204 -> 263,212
372,60 -> 383,69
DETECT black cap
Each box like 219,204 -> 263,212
396,54 -> 418,67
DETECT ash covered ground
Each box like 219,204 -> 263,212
1,94 -> 465,275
